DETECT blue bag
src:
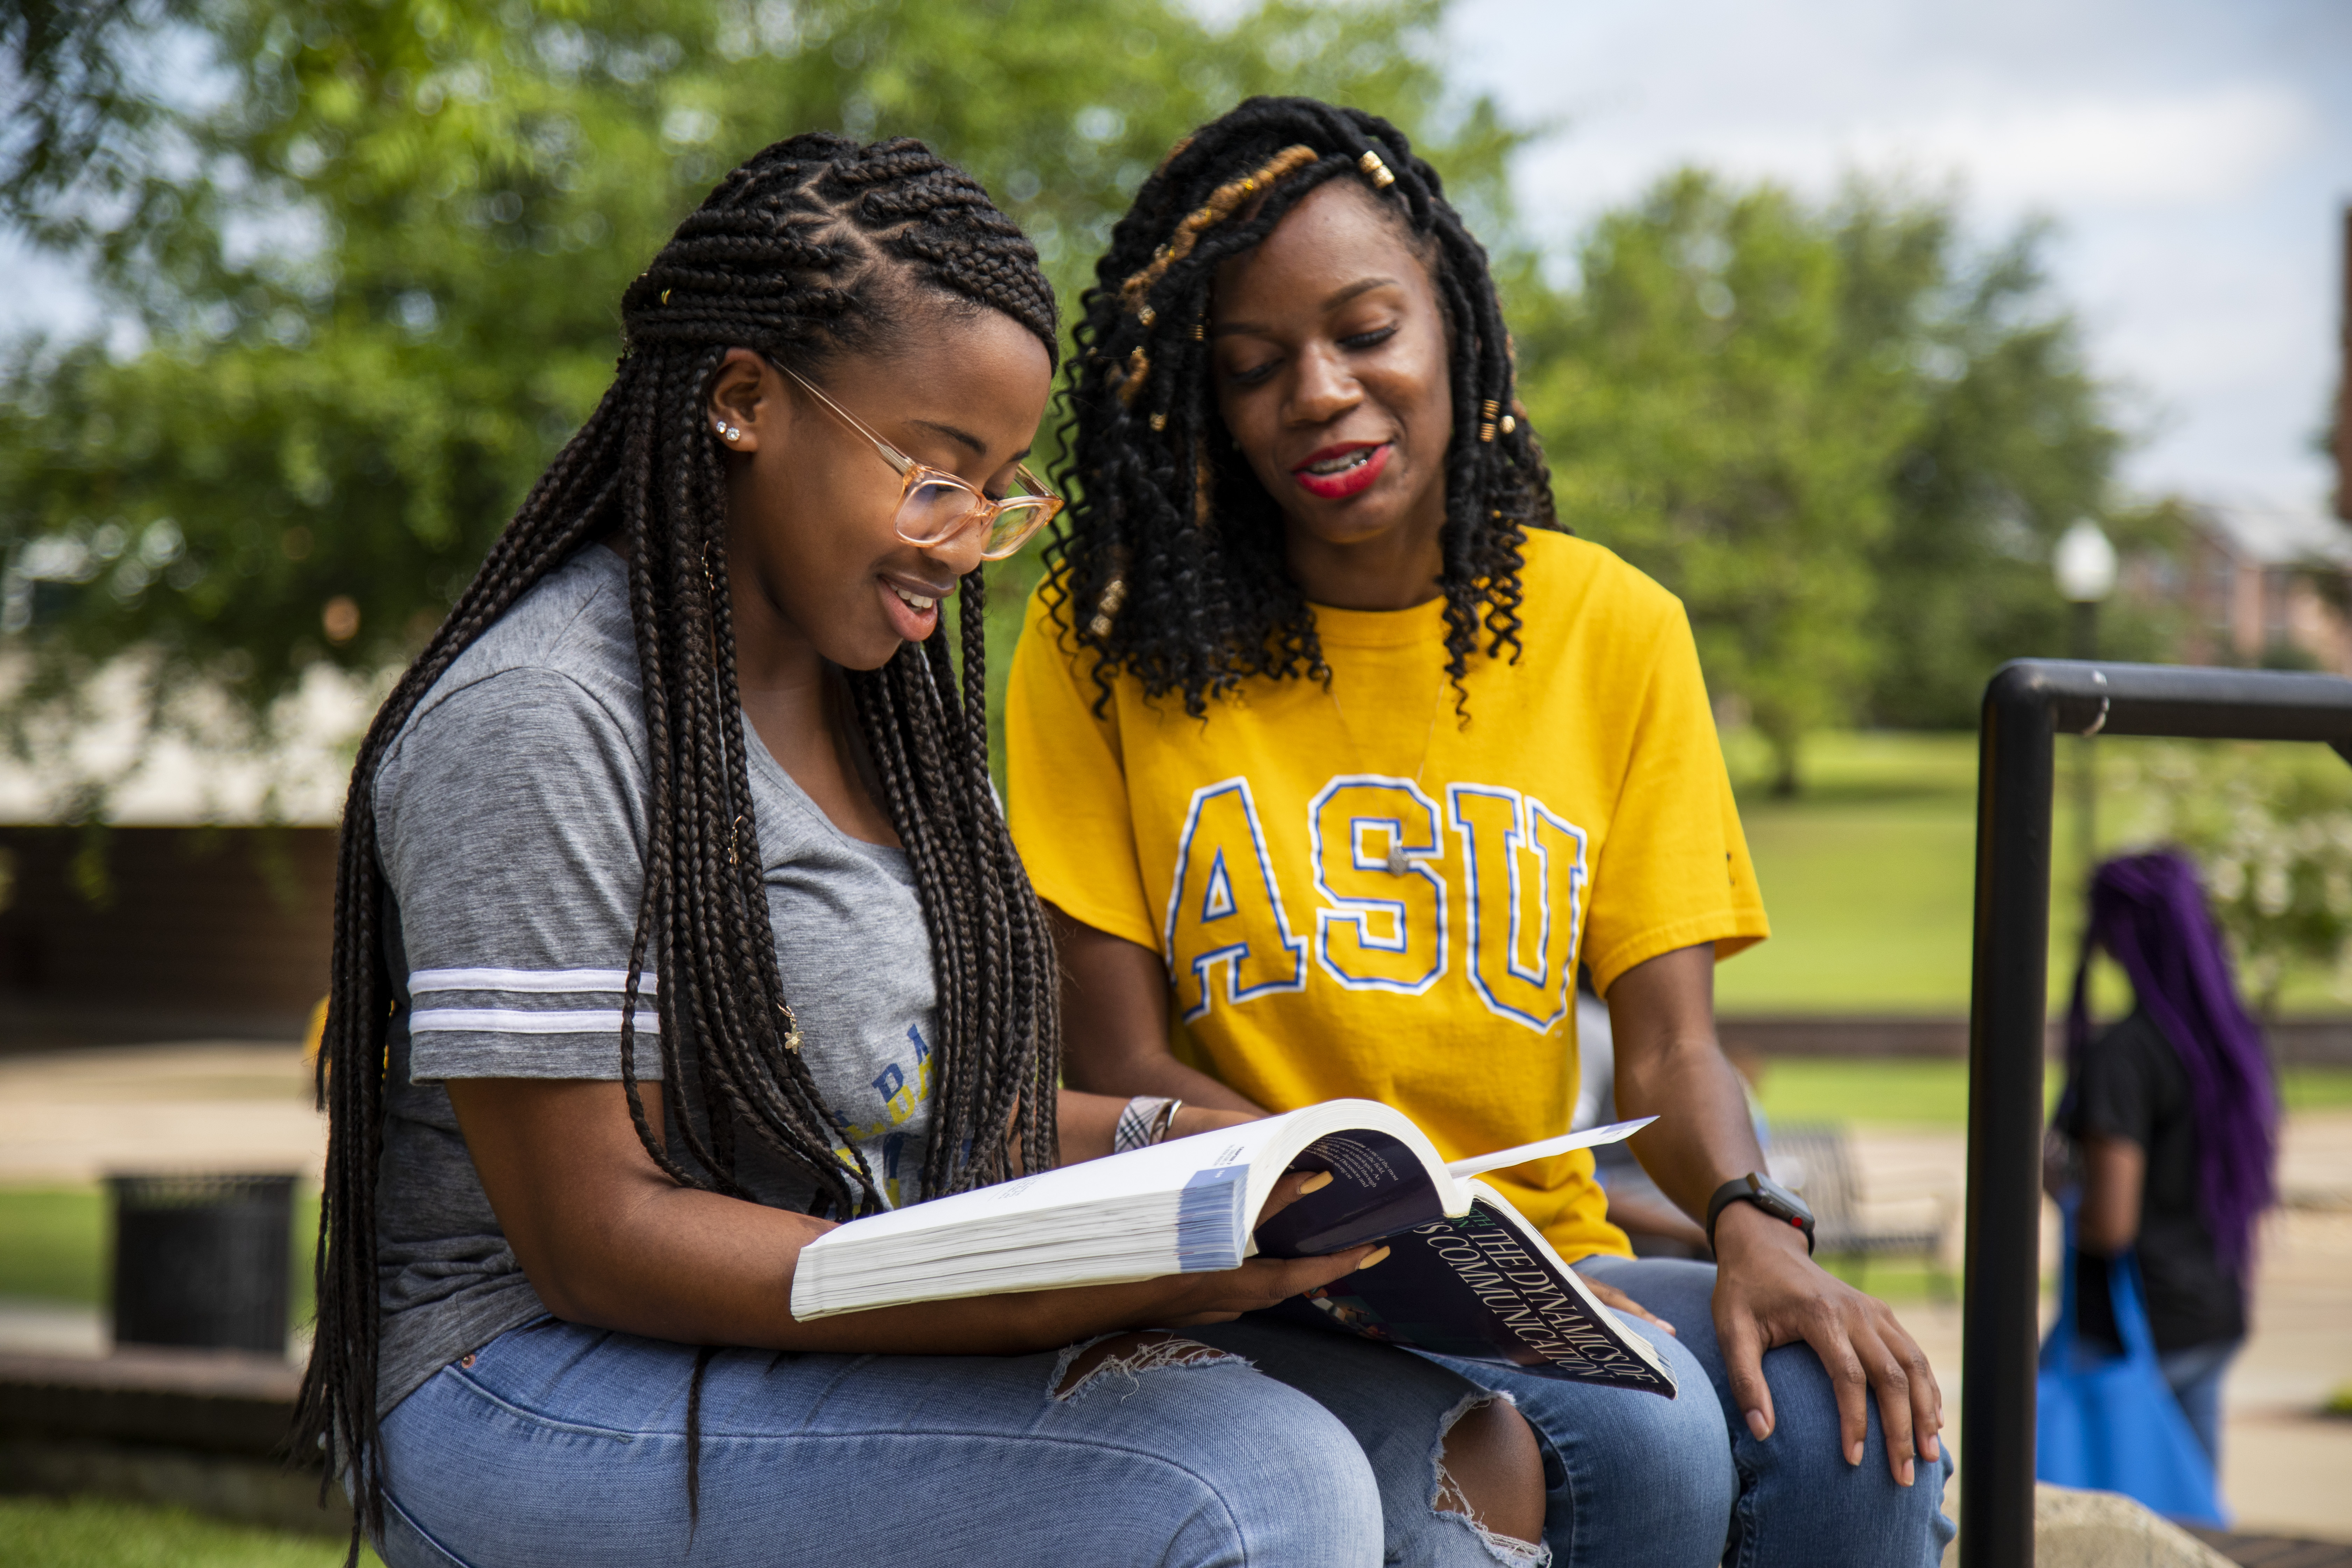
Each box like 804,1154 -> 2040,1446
2035,1213 -> 2227,1527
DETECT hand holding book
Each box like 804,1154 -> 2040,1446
790,1100 -> 1677,1397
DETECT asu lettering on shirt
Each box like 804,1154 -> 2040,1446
1007,530 -> 1770,1262
1166,774 -> 1584,1034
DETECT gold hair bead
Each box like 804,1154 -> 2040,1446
1192,323 -> 1204,341
1483,400 -> 1500,419
1479,422 -> 1496,443
1358,149 -> 1395,189
1138,304 -> 1156,327
1500,414 -> 1516,435
660,289 -> 671,304
1119,145 -> 1319,314
1116,345 -> 1152,407
1150,412 -> 1166,431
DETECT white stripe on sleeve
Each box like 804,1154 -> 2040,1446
407,968 -> 658,996
408,1008 -> 659,1035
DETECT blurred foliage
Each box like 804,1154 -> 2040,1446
3,1 -> 2174,809
1525,172 -> 1913,795
2109,741 -> 2352,1015
0,0 -> 1513,803
1521,170 -> 2131,792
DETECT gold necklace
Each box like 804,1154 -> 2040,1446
1324,664 -> 1449,875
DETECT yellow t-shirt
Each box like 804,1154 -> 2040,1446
1005,530 -> 1769,1261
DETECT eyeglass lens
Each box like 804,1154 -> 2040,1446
896,476 -> 1055,559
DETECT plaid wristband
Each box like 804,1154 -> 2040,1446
1114,1096 -> 1177,1155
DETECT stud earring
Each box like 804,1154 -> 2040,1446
716,421 -> 741,442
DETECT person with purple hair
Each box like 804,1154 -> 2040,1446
2050,849 -> 2281,1462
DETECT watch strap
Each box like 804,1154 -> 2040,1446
1706,1174 -> 1816,1255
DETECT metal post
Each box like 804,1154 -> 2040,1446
1962,666 -> 2057,1568
1962,658 -> 2352,1568
2071,600 -> 2098,878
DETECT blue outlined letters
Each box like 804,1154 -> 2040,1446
1163,778 -> 1308,1022
1447,784 -> 1587,1033
1308,776 -> 1448,993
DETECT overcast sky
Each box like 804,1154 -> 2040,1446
1447,0 -> 2352,512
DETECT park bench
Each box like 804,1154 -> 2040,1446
1766,1121 -> 1955,1301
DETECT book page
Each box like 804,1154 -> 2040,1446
1251,1127 -> 1448,1257
796,1109 -> 1312,1253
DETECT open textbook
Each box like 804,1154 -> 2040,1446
789,1099 -> 1678,1396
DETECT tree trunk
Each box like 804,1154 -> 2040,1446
1765,728 -> 1804,798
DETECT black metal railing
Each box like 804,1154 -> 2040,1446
1962,658 -> 2352,1566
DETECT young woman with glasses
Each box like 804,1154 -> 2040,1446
299,131 -> 1556,1568
1008,97 -> 1956,1567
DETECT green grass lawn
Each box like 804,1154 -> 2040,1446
0,1186 -> 318,1311
1717,728 -> 2352,1016
0,1496 -> 378,1568
1752,1056 -> 2352,1127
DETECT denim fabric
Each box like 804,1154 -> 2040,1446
2156,1338 -> 2240,1464
373,1316 -> 1543,1568
1188,1320 -> 1548,1566
1427,1257 -> 1957,1568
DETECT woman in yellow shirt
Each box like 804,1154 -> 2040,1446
1008,97 -> 1952,1567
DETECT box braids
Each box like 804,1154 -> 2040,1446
296,131 -> 1060,1556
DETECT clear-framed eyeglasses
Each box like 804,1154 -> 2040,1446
764,355 -> 1063,561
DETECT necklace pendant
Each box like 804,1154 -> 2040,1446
1386,843 -> 1411,876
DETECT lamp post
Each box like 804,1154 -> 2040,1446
2054,518 -> 2119,877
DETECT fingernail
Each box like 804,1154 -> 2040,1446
1744,1409 -> 1770,1441
1848,1441 -> 1864,1467
1358,1245 -> 1391,1270
1299,1171 -> 1334,1194
1660,1319 -> 1678,1335
1899,1458 -> 1914,1487
1923,1434 -> 1941,1461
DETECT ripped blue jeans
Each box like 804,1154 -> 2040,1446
372,1315 -> 1545,1567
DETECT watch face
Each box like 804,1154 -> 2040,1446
1751,1172 -> 1815,1225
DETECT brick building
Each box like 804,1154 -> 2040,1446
2176,498 -> 2352,674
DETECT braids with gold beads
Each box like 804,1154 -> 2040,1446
1046,97 -> 1558,717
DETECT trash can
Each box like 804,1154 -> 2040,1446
108,1172 -> 297,1356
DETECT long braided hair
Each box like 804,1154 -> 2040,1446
295,132 -> 1063,1549
1044,97 -> 1559,716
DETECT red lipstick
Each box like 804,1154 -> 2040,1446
1291,441 -> 1391,500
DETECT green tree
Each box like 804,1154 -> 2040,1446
1517,170 -> 2130,790
1850,206 -> 2149,728
1522,170 -> 1920,795
0,0 -> 1517,805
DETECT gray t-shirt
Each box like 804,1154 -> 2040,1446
370,546 -> 939,1412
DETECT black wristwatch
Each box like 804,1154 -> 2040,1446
1706,1172 -> 1816,1254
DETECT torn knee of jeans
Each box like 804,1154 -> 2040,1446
1049,1331 -> 1243,1403
1432,1390 -> 1553,1568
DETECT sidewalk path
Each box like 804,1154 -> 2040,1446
0,1042 -> 324,1184
1840,1117 -> 2352,1545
